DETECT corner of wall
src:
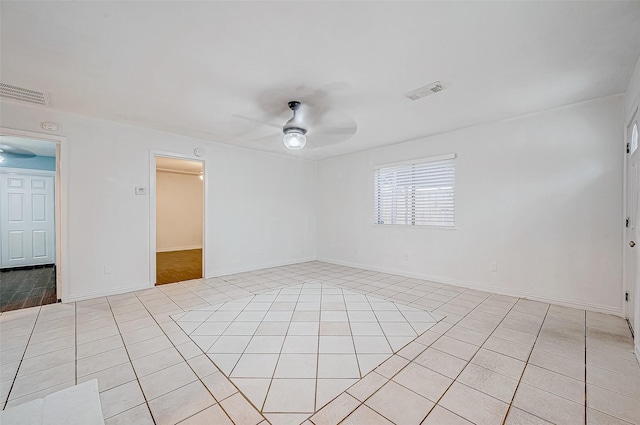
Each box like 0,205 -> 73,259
626,54 -> 640,119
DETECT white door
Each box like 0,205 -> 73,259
0,173 -> 55,268
625,116 -> 639,336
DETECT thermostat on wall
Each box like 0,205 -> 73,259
194,147 -> 203,157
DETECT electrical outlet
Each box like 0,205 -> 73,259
135,187 -> 146,195
104,265 -> 112,274
490,262 -> 498,272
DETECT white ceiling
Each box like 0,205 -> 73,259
1,1 -> 640,160
0,135 -> 56,157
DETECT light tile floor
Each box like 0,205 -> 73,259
0,261 -> 639,425
171,282 -> 440,423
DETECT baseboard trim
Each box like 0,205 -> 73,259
316,257 -> 623,317
63,257 -> 624,317
156,245 -> 202,253
66,282 -> 154,303
208,257 -> 317,278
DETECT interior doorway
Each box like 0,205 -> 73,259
152,155 -> 204,285
626,109 -> 639,338
0,135 -> 58,312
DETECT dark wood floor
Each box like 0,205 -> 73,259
156,249 -> 202,285
0,265 -> 57,313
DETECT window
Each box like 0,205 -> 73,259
374,154 -> 455,227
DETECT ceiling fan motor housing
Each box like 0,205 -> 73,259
283,100 -> 308,135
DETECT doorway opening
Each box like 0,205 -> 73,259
625,107 -> 639,339
0,135 -> 58,312
153,156 -> 204,285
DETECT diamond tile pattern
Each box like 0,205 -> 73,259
3,261 -> 639,425
172,282 -> 438,419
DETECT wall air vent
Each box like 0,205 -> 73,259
0,83 -> 51,107
404,81 -> 445,101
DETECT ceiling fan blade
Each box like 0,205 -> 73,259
231,115 -> 282,130
221,114 -> 283,143
248,132 -> 281,145
246,133 -> 285,153
229,82 -> 358,152
314,125 -> 357,135
255,82 -> 352,119
306,109 -> 358,149
0,144 -> 36,157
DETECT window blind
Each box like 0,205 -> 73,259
374,155 -> 455,227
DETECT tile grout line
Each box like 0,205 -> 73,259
2,306 -> 43,410
2,320 -> 78,377
313,284 -> 323,414
337,291 -> 538,424
187,302 -> 231,354
500,303 -> 551,425
313,283 -> 361,414
333,295 -> 468,424
146,288 -> 283,423
258,284 -> 304,415
310,277 -> 447,424
393,295 -> 529,424
6,263 -> 637,424
362,291 -> 393,376
132,289 -> 250,424
239,290 -> 283,413
341,285 -> 364,385
104,295 -> 158,425
140,291 -> 239,422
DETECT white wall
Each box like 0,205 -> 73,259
0,101 -> 317,301
317,95 -> 624,314
156,171 -> 203,252
625,55 -> 640,362
626,55 -> 640,119
0,94 -> 629,318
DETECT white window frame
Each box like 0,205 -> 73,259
373,153 -> 456,228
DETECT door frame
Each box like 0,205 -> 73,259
149,150 -> 207,285
624,104 -> 640,353
0,127 -> 67,302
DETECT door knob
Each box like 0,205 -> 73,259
630,241 -> 636,248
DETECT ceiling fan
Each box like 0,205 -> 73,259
282,101 -> 308,150
227,84 -> 358,151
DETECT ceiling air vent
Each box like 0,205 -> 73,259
404,81 -> 444,101
0,83 -> 51,106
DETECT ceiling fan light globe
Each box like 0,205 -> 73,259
283,132 -> 306,150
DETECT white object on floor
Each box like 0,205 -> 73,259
0,379 -> 104,425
